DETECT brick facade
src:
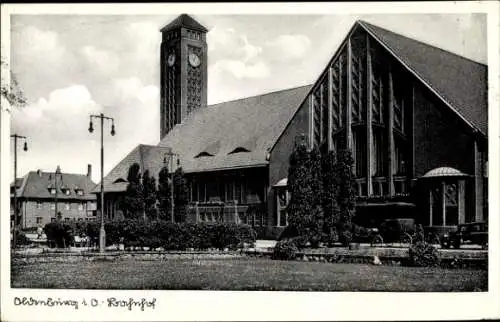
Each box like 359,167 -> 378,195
19,199 -> 97,228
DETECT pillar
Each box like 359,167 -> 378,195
458,180 -> 466,224
474,140 -> 484,222
366,35 -> 373,196
346,38 -> 353,151
387,65 -> 395,196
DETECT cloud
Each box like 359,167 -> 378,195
210,59 -> 270,80
265,34 -> 312,62
208,26 -> 262,63
80,45 -> 120,75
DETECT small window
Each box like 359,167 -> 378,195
228,147 -> 251,154
50,203 -> 55,210
51,217 -> 56,223
194,151 -> 214,158
50,188 -> 56,195
78,204 -> 84,211
65,203 -> 70,210
36,202 -> 43,209
36,217 -> 43,224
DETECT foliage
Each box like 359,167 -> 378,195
122,163 -> 144,219
1,56 -> 27,109
334,148 -> 356,229
286,139 -> 314,239
272,239 -> 299,261
44,222 -> 74,248
157,166 -> 172,221
414,224 -> 425,243
406,242 -> 440,267
321,149 -> 340,243
173,167 -> 189,222
254,226 -> 285,241
16,231 -> 31,246
307,146 -> 324,247
59,219 -> 256,251
142,170 -> 157,220
339,230 -> 353,247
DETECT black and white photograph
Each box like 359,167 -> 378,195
1,2 -> 499,321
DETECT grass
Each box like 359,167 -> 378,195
11,258 -> 487,291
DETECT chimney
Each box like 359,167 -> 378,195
87,164 -> 92,179
37,169 -> 42,177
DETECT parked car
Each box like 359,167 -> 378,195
371,218 -> 416,246
440,222 -> 488,249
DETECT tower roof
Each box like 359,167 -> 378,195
160,14 -> 208,33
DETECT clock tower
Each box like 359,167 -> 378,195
160,14 -> 208,139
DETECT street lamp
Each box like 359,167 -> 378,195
10,134 -> 28,250
88,113 -> 115,253
54,165 -> 63,221
163,152 -> 180,222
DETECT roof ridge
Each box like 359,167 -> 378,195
208,84 -> 313,108
357,20 -> 487,67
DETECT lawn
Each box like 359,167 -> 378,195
11,258 -> 487,291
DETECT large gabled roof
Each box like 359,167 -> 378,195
158,85 -> 312,173
14,171 -> 97,200
160,14 -> 208,33
96,85 -> 312,193
358,20 -> 488,136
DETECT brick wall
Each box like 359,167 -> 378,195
20,199 -> 97,228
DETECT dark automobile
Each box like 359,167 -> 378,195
440,222 -> 488,249
371,218 -> 416,245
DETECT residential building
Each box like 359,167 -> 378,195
11,165 -> 98,228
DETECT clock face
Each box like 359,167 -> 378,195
167,53 -> 175,67
188,53 -> 201,67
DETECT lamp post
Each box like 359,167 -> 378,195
10,134 -> 28,250
88,113 -> 115,253
54,165 -> 62,221
163,152 -> 179,222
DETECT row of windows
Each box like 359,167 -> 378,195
47,188 -> 85,196
35,201 -> 88,211
35,216 -> 97,224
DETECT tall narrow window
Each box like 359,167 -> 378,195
372,127 -> 386,177
353,128 -> 367,177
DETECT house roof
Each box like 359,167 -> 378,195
359,20 -> 488,136
14,171 -> 97,200
93,144 -> 173,193
95,85 -> 311,193
158,85 -> 312,173
160,14 -> 208,33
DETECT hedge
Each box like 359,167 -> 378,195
45,219 -> 256,251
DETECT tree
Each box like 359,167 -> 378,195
307,146 -> 324,246
173,167 -> 189,222
335,148 -> 356,231
286,138 -> 313,241
1,56 -> 27,110
142,170 -> 157,220
157,166 -> 172,221
122,163 -> 144,219
321,149 -> 340,243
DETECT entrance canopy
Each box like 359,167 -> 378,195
273,178 -> 288,188
421,167 -> 469,179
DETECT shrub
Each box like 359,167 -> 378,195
406,242 -> 440,267
272,239 -> 299,260
16,231 -> 31,246
44,222 -> 74,248
254,226 -> 285,240
339,230 -> 353,247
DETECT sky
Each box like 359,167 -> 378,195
6,12 -> 487,183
